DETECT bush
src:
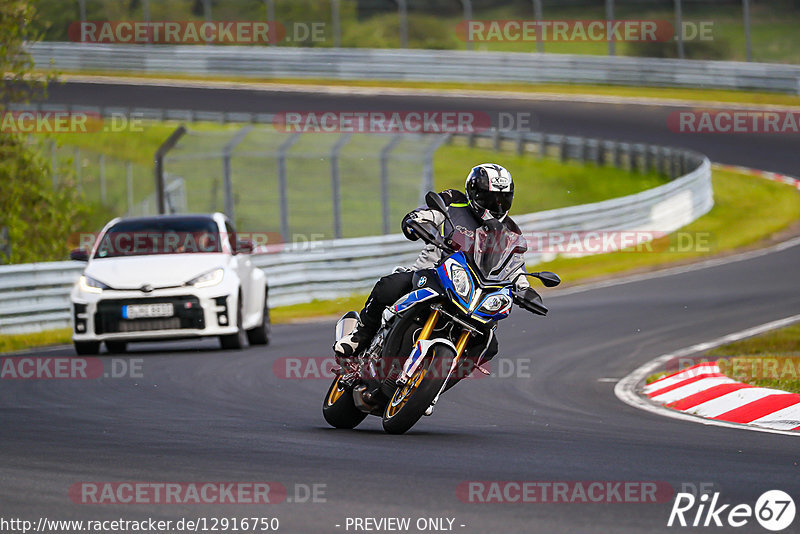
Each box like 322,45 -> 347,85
342,12 -> 459,50
625,38 -> 732,60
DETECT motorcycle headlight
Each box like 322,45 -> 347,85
79,275 -> 110,294
479,294 -> 511,314
187,268 -> 224,288
450,264 -> 471,299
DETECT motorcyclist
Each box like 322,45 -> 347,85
334,163 -> 530,362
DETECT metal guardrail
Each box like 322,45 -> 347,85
28,42 -> 800,95
0,126 -> 712,335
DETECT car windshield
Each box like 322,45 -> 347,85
94,217 -> 222,258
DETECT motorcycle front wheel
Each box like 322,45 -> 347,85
381,345 -> 455,434
322,375 -> 368,429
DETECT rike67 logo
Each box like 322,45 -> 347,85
668,490 -> 795,531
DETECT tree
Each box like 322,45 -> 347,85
0,0 -> 103,264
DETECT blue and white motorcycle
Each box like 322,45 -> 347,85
323,192 -> 560,434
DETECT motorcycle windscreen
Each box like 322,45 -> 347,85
473,226 -> 527,282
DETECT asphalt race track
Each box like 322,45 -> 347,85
1,82 -> 799,533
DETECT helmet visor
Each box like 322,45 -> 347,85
472,189 -> 513,217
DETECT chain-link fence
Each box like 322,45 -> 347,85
47,142 -> 156,216
161,127 -> 446,241
36,0 -> 800,64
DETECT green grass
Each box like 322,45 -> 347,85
0,328 -> 72,353
649,323 -> 800,393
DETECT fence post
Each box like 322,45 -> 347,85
330,133 -> 352,239
379,135 -> 403,235
532,0 -> 544,53
644,145 -> 653,172
461,0 -> 473,51
742,0 -> 753,62
0,226 -> 9,264
99,154 -> 107,205
398,0 -> 408,48
559,136 -> 568,162
493,128 -> 501,150
74,147 -> 82,193
539,133 -> 547,158
331,0 -> 341,47
421,134 -> 452,203
126,162 -> 133,214
154,125 -> 187,215
221,125 -> 253,222
605,0 -> 615,56
516,131 -> 525,155
50,141 -> 58,189
277,133 -> 302,243
674,0 -> 685,60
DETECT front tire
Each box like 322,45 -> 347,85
246,289 -> 270,346
105,341 -> 127,354
382,345 -> 455,434
322,376 -> 368,429
220,293 -> 247,350
74,341 -> 100,355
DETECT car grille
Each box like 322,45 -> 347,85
94,296 -> 205,335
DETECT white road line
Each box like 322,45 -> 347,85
614,313 -> 800,437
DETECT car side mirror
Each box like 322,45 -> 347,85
70,248 -> 89,262
236,239 -> 254,254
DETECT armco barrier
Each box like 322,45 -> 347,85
0,128 -> 711,335
28,42 -> 800,94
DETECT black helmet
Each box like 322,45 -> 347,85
465,163 -> 515,220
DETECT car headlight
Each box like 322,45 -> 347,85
187,268 -> 224,288
79,275 -> 110,294
450,264 -> 471,299
479,294 -> 511,314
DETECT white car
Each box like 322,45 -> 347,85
69,213 -> 270,354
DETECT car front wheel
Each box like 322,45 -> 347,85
220,293 -> 246,350
74,341 -> 100,355
246,289 -> 270,346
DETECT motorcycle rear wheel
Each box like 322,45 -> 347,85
381,345 -> 455,434
322,376 -> 368,429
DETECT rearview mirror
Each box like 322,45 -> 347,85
236,239 -> 254,254
69,248 -> 89,262
533,271 -> 561,287
425,191 -> 449,215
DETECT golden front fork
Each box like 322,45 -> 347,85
418,309 -> 471,358
417,309 -> 440,342
454,329 -> 471,357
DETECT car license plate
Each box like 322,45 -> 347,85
122,303 -> 174,319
